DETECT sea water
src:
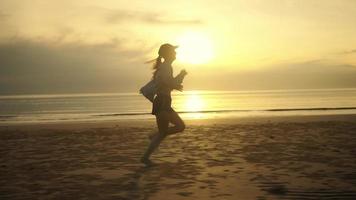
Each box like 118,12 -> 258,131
1,88 -> 356,123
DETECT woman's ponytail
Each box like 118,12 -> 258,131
152,55 -> 162,79
153,56 -> 162,69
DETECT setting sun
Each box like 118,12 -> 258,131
175,32 -> 214,64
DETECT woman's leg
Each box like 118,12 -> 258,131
141,111 -> 170,164
148,110 -> 185,139
166,110 -> 185,136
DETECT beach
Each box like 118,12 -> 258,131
2,0 -> 356,199
1,114 -> 356,200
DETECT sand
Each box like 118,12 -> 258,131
1,114 -> 356,200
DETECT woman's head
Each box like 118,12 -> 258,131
158,43 -> 177,62
152,43 -> 177,77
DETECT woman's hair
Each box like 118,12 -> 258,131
150,43 -> 176,79
152,55 -> 162,79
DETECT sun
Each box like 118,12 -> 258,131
175,31 -> 214,64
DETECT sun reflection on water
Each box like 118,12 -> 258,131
185,93 -> 205,111
183,92 -> 206,119
173,91 -> 223,119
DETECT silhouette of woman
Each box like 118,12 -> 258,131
141,43 -> 187,165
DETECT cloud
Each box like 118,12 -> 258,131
339,49 -> 356,55
0,38 -> 153,94
245,60 -> 356,89
187,59 -> 356,91
0,10 -> 9,21
106,9 -> 203,26
1,38 -> 356,95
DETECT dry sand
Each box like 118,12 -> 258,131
1,114 -> 356,200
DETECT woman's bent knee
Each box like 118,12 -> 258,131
178,123 -> 185,132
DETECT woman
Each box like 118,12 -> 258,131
141,43 -> 187,165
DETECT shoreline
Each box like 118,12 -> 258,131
1,113 -> 356,130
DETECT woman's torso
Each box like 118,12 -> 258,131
155,63 -> 173,96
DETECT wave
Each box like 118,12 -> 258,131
93,107 -> 356,117
1,107 -> 356,122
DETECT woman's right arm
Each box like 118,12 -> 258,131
156,68 -> 183,91
174,69 -> 187,84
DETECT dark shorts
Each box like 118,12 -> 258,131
152,94 -> 174,115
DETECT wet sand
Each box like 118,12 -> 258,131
1,115 -> 356,199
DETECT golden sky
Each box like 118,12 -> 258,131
1,0 -> 356,94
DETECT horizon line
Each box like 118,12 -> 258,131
1,87 -> 356,99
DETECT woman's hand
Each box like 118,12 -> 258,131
180,69 -> 188,76
174,69 -> 188,89
176,84 -> 183,91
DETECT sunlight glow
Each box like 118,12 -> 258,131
175,31 -> 214,64
185,93 -> 205,112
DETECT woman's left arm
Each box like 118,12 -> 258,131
174,69 -> 188,85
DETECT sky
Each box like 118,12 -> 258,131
1,0 -> 356,94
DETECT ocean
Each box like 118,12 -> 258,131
1,88 -> 356,124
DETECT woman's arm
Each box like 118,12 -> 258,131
174,69 -> 187,84
156,67 -> 183,91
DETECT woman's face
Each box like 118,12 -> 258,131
171,50 -> 177,60
164,50 -> 176,61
